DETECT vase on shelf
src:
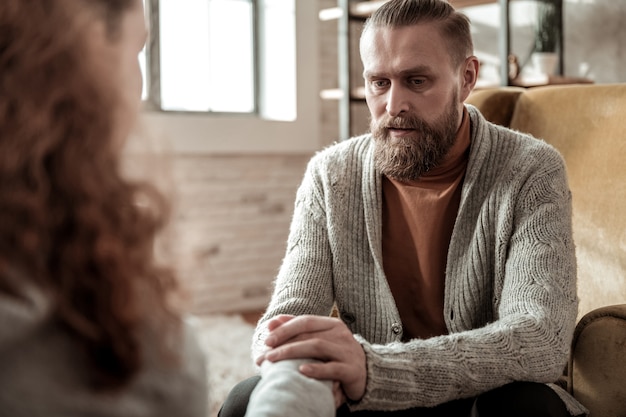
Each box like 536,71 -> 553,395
531,51 -> 559,76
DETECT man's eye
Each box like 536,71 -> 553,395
372,80 -> 388,88
410,78 -> 425,86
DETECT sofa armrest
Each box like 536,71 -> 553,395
566,304 -> 626,416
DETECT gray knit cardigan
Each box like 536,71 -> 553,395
252,106 -> 587,415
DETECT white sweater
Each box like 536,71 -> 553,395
252,106 -> 587,415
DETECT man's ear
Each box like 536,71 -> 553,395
459,56 -> 480,102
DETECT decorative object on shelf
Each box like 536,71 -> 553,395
531,0 -> 562,76
508,53 -> 521,83
531,52 -> 559,77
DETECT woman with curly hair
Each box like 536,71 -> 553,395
0,0 -> 208,415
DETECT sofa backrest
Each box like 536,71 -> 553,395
464,86 -> 525,128
467,84 -> 626,319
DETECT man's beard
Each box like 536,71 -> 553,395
372,94 -> 460,182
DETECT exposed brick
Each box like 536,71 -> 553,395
166,154 -> 310,314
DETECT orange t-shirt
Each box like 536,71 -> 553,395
382,109 -> 471,340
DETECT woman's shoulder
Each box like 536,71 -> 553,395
0,300 -> 208,416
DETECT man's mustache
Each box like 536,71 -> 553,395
377,115 -> 426,131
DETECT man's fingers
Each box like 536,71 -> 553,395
260,315 -> 367,403
265,338 -> 334,363
266,314 -> 296,332
265,315 -> 342,347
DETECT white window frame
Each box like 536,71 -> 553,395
139,1 -> 321,154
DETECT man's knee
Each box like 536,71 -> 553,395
475,381 -> 569,417
218,376 -> 261,417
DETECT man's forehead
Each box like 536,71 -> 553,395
361,24 -> 450,72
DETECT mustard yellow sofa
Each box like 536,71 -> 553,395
466,84 -> 626,417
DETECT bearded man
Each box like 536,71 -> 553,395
219,0 -> 587,416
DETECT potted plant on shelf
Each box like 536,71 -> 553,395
532,0 -> 562,76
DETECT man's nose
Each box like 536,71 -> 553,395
385,84 -> 411,117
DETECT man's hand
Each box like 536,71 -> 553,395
255,314 -> 367,405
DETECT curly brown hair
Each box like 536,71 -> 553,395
0,0 -> 180,390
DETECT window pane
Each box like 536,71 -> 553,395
259,0 -> 296,121
208,0 -> 255,113
159,0 -> 211,111
158,0 -> 254,113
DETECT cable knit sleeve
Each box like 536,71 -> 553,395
251,151 -> 337,361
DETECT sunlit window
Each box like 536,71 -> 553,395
141,0 -> 296,120
258,0 -> 296,121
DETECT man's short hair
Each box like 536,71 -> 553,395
361,0 -> 474,68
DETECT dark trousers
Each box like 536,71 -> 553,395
218,376 -> 570,417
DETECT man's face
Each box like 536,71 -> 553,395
361,22 -> 475,181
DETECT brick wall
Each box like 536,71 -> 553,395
124,149 -> 313,314
162,153 -> 312,315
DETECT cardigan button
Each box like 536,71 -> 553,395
340,311 -> 356,324
391,323 -> 402,335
